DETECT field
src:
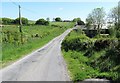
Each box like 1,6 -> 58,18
61,29 -> 120,81
1,22 -> 75,68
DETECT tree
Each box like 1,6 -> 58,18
86,14 -> 95,25
0,18 -> 2,24
118,1 -> 120,30
46,17 -> 50,22
73,18 -> 81,22
53,18 -> 55,22
108,7 -> 118,25
2,18 -> 14,24
55,17 -> 62,22
86,14 -> 96,29
108,2 -> 120,38
14,17 -> 28,25
108,2 -> 120,30
86,7 -> 106,34
77,20 -> 85,25
35,18 -> 49,25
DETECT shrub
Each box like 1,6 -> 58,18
72,18 -> 81,22
2,18 -> 14,25
73,71 -> 87,81
51,24 -> 63,28
14,17 -> 28,25
109,27 -> 116,38
116,30 -> 120,38
94,39 -> 113,51
55,17 -> 62,22
62,30 -> 92,51
107,40 -> 120,65
51,24 -> 59,27
77,20 -> 85,25
62,34 -> 91,51
35,19 -> 49,25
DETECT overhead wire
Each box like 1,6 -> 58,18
9,0 -> 38,15
9,0 -> 19,7
22,7 -> 38,14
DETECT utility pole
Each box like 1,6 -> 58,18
19,5 -> 22,33
19,5 -> 23,44
118,1 -> 120,26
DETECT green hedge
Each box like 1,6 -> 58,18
62,33 -> 92,51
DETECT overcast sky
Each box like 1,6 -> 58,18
1,1 -> 118,22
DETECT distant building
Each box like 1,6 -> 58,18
87,22 -> 114,30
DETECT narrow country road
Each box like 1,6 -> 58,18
0,28 -> 74,82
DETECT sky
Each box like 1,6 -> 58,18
1,1 -> 119,22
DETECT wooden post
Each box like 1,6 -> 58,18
19,5 -> 22,33
19,5 -> 23,44
118,1 -> 120,26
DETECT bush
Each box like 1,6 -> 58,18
2,18 -> 14,25
116,30 -> 120,38
109,27 -> 116,38
62,31 -> 91,51
77,20 -> 85,25
35,19 -> 49,25
51,24 -> 59,27
107,40 -> 120,65
55,17 -> 62,22
72,18 -> 81,22
14,17 -> 28,25
74,71 -> 87,81
94,39 -> 113,51
51,24 -> 63,28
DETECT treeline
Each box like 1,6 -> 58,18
1,17 -> 28,25
1,17 -> 53,25
1,17 -> 85,26
1,17 -> 49,25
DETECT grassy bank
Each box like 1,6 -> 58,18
1,22 -> 75,68
62,29 -> 120,81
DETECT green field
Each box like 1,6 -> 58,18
1,22 -> 75,68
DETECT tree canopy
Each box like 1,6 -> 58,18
35,19 -> 49,25
86,7 -> 106,34
14,17 -> 28,25
73,18 -> 81,22
55,17 -> 62,22
77,20 -> 85,25
108,2 -> 120,37
46,17 -> 50,22
108,5 -> 120,30
2,18 -> 14,25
